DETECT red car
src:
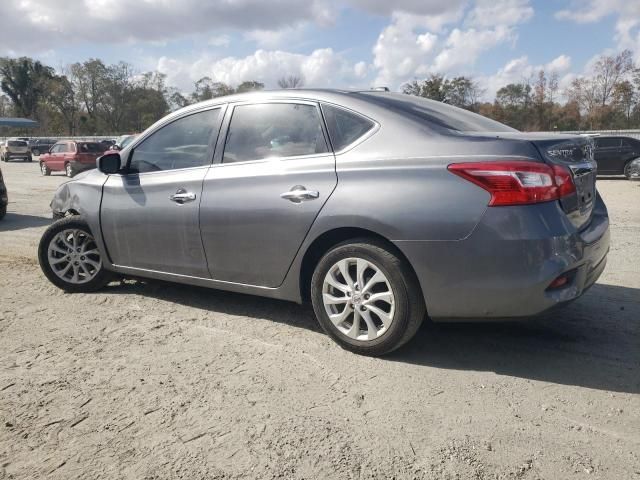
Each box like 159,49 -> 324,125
40,141 -> 107,177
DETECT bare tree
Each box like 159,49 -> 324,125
277,75 -> 304,89
593,49 -> 634,107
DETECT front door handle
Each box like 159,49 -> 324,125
170,189 -> 197,204
280,186 -> 320,203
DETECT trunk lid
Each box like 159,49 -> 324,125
482,132 -> 597,230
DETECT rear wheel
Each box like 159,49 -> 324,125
38,216 -> 113,293
40,162 -> 51,176
311,239 -> 425,356
32,148 -> 40,156
624,158 -> 640,180
65,163 -> 74,177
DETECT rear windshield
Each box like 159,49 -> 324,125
78,142 -> 103,153
357,92 -> 517,133
8,140 -> 27,147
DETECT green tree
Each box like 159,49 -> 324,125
0,57 -> 54,119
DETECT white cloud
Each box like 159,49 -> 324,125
157,48 -> 367,92
480,54 -> 573,100
208,35 -> 231,48
555,1 -> 640,62
371,0 -> 533,88
346,0 -> 466,17
432,26 -> 514,72
466,0 -> 534,28
0,0 -> 332,53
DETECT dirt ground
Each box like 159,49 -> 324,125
0,160 -> 638,480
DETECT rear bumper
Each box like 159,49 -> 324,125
4,152 -> 31,160
394,195 -> 610,319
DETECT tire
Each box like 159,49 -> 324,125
40,162 -> 51,176
311,238 -> 425,356
65,163 -> 74,177
624,158 -> 640,180
0,205 -> 6,221
38,216 -> 113,293
32,149 -> 40,156
27,155 -> 33,162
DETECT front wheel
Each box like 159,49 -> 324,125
311,239 -> 425,356
624,158 -> 640,180
38,216 -> 113,293
40,162 -> 51,176
0,205 -> 6,221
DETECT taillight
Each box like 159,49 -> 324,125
447,161 -> 576,206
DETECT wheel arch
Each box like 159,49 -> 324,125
298,226 -> 424,304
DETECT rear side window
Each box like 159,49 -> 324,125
78,142 -> 103,153
321,104 -> 375,151
596,138 -> 621,148
129,108 -> 220,173
223,103 -> 328,163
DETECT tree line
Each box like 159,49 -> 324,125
0,58 -> 307,136
1,50 -> 639,136
403,50 -> 640,131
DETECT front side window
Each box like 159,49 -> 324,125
322,104 -> 375,151
129,108 -> 220,173
223,103 -> 328,163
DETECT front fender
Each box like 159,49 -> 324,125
50,171 -> 112,267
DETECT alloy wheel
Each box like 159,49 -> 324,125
41,163 -> 48,175
47,228 -> 102,284
322,257 -> 395,341
66,164 -> 72,177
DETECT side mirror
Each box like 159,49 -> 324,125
110,144 -> 121,151
97,152 -> 121,174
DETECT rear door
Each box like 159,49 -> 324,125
101,106 -> 224,277
199,101 -> 337,287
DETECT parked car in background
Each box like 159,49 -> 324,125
38,90 -> 609,356
110,134 -> 137,151
28,138 -> 57,156
1,139 -> 32,162
0,164 -> 7,220
39,140 -> 106,177
593,136 -> 640,179
99,139 -> 116,150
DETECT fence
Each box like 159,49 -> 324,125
539,129 -> 640,140
0,135 -> 120,142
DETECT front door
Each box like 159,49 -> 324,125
101,106 -> 223,277
200,101 -> 337,287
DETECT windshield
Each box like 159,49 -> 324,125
358,92 -> 517,133
8,140 -> 27,147
78,142 -> 104,153
120,135 -> 137,148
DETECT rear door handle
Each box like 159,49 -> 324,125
280,186 -> 319,203
170,189 -> 197,204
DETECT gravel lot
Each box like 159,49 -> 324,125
0,160 -> 639,479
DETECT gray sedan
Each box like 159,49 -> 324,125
38,90 -> 610,356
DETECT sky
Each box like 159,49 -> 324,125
1,0 -> 639,99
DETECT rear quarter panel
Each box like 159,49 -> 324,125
311,119 -> 542,242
